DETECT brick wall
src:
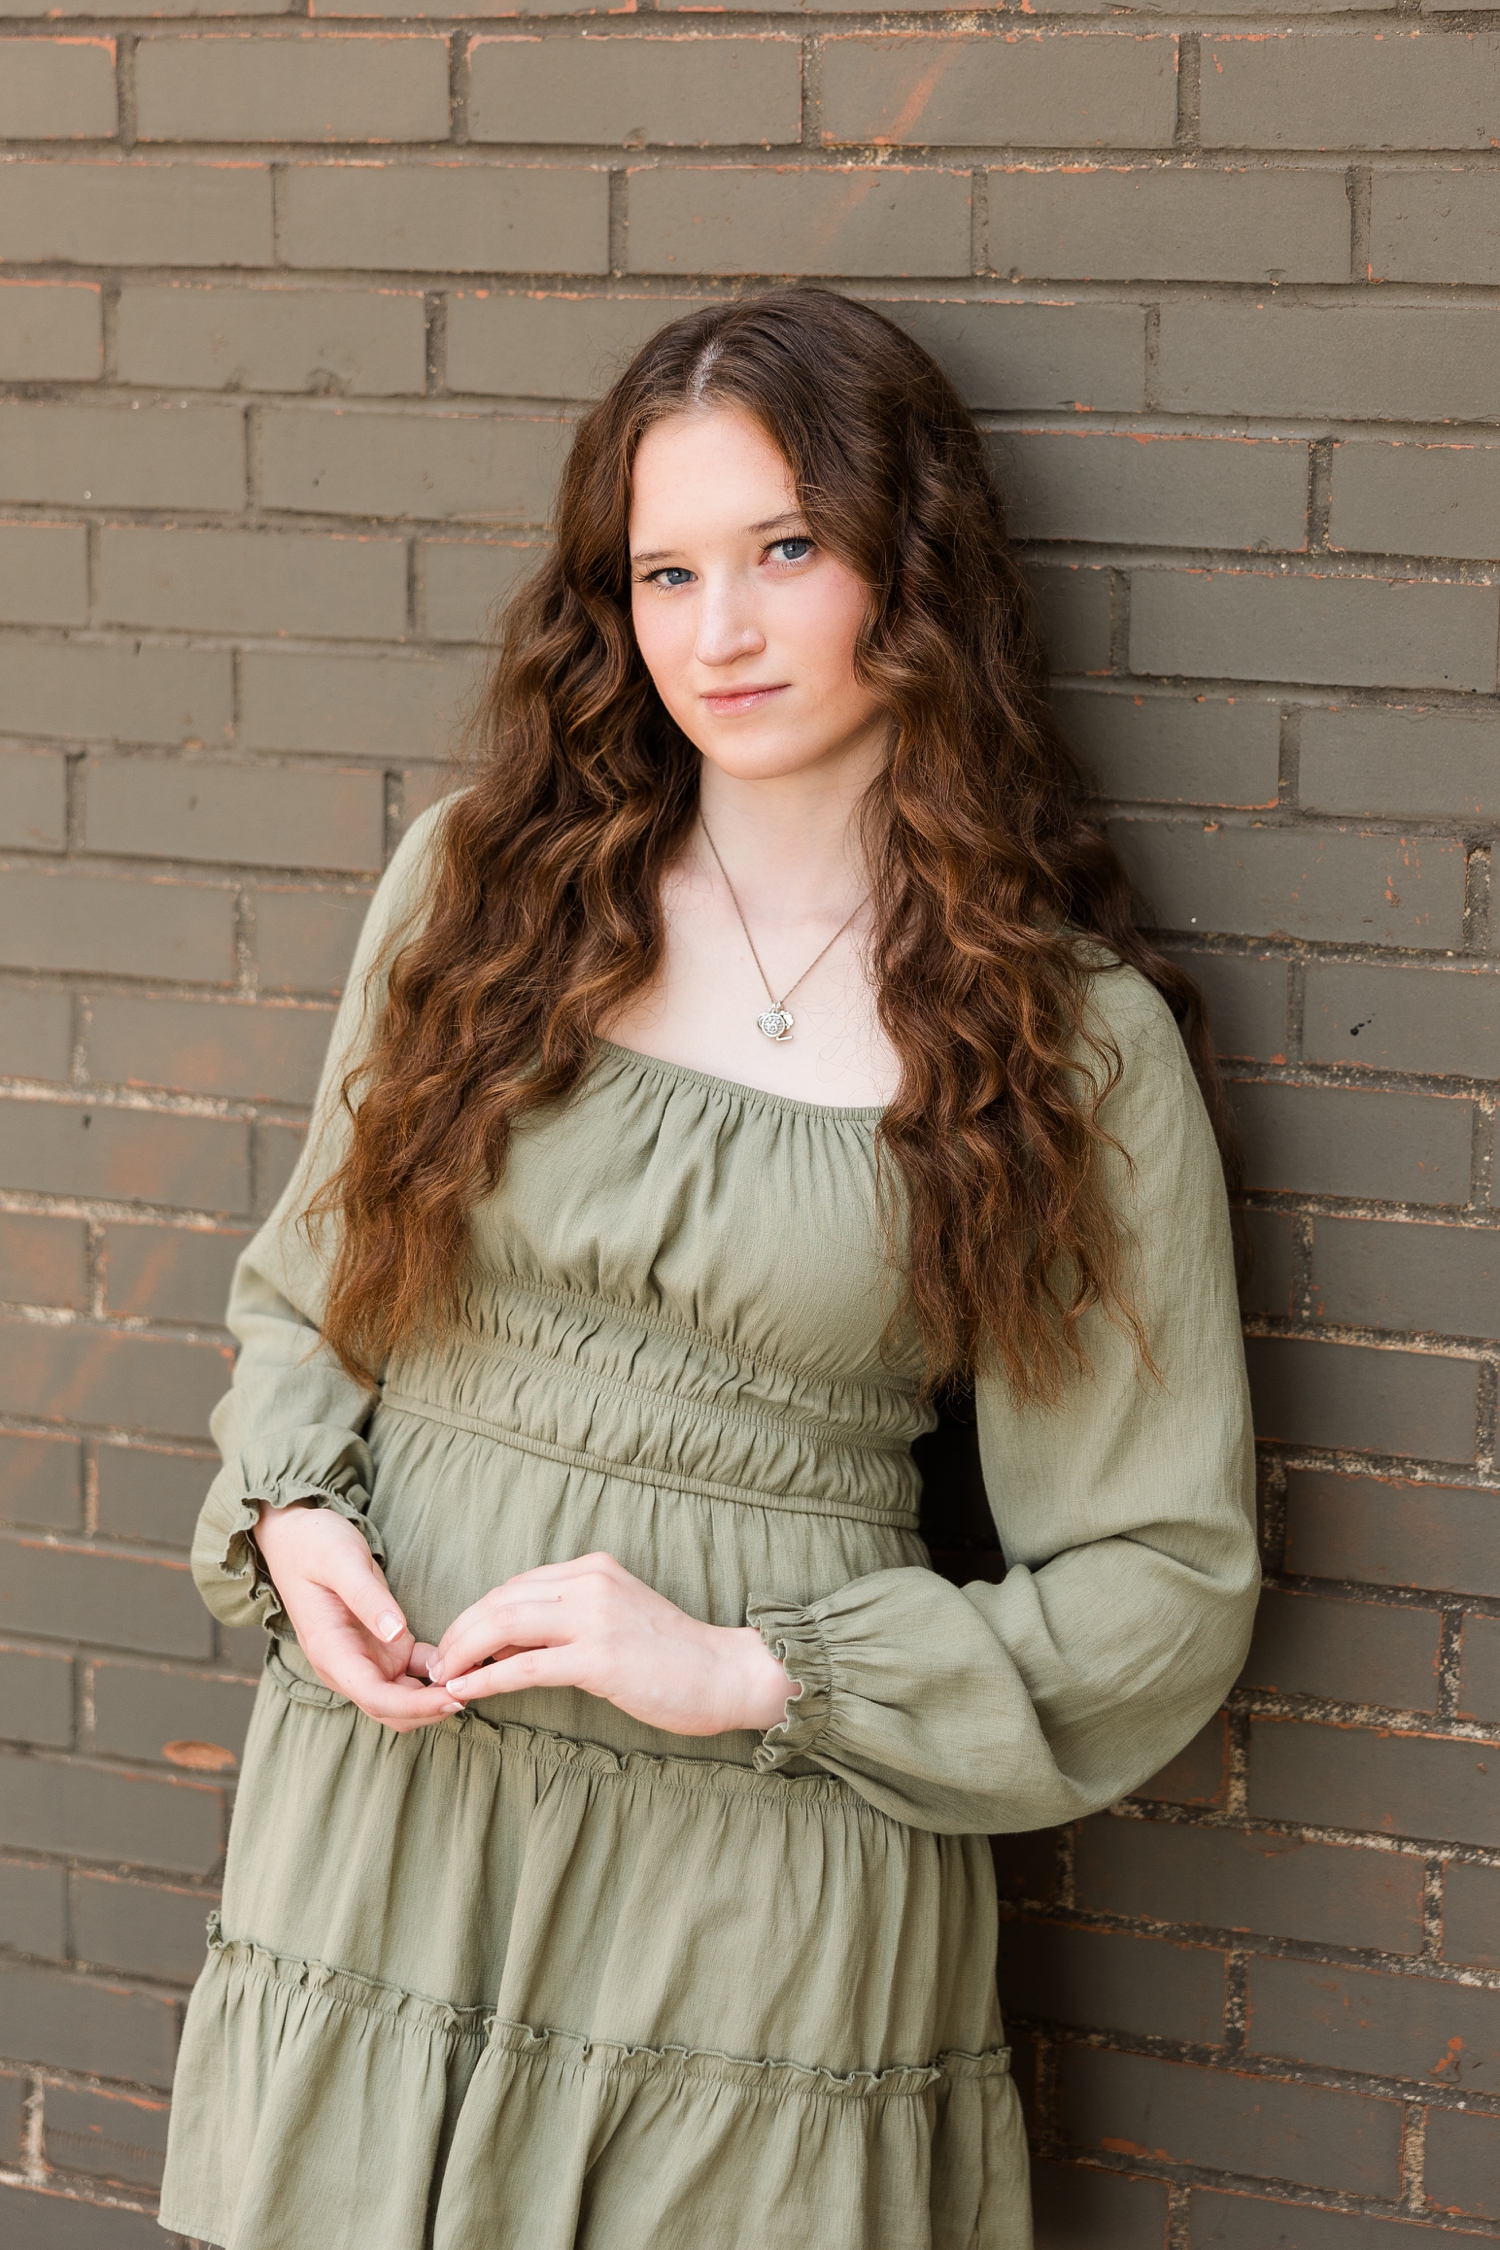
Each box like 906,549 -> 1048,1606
1,3 -> 1497,2243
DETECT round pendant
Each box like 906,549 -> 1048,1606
757,1006 -> 794,1042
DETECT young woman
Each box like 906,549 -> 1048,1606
159,290 -> 1259,2250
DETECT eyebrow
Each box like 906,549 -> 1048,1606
629,511 -> 808,568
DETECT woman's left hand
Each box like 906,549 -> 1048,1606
426,1552 -> 792,1738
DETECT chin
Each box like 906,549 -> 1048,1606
696,731 -> 856,784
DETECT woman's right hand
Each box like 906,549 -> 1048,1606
252,1501 -> 464,1734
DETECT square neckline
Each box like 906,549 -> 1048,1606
592,1037 -> 887,1125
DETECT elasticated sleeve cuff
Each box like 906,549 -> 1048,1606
190,1425 -> 383,1634
747,1598 -> 836,1771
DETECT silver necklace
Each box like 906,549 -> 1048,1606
699,815 -> 867,1043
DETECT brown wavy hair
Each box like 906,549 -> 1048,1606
310,289 -> 1232,1401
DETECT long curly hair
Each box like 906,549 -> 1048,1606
310,289 -> 1231,1401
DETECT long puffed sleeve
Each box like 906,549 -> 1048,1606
748,963 -> 1260,1835
190,801 -> 452,1632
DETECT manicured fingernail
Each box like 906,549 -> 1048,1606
427,1659 -> 445,1684
376,1611 -> 403,1643
442,1700 -> 463,1716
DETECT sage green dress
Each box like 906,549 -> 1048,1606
159,801 -> 1259,2250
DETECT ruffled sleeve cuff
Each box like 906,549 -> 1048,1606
190,1424 -> 382,1634
747,1598 -> 836,1772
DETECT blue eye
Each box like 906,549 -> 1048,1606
771,538 -> 813,563
649,567 -> 694,588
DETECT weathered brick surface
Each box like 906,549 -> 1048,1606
0,280 -> 102,382
117,282 -> 427,398
1284,1472 -> 1500,1600
134,32 -> 452,144
822,33 -> 1177,150
470,35 -> 802,149
0,40 -> 117,141
5,16 -> 1500,2243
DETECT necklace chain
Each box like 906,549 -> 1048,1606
698,814 -> 867,1043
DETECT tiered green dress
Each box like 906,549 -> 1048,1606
158,802 -> 1259,2250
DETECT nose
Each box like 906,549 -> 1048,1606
694,570 -> 766,670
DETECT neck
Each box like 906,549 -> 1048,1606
695,743 -> 885,925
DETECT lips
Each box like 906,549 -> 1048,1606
700,684 -> 789,715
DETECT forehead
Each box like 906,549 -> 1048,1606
628,406 -> 796,540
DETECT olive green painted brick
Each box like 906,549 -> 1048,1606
71,1869 -> 216,1984
988,166 -> 1351,284
1160,948 -> 1289,1060
0,1857 -> 67,1960
135,32 -> 451,144
0,1532 -> 214,1656
1303,963 -> 1500,1079
1026,563 -> 1113,674
0,1212 -> 88,1308
0,637 -> 232,748
1109,819 -> 1466,948
241,648 -> 474,759
1232,1079 -> 1474,1202
1156,299 -> 1500,424
1251,1717 -> 1500,1848
1057,689 -> 1281,808
1240,1208 -> 1296,1318
1310,1217 -> 1500,1340
101,1222 -> 246,1324
1300,705 -> 1500,819
1444,1859 -> 1500,1969
1424,2106 -> 1500,2223
0,866 -> 235,981
0,159 -> 274,267
1371,171 -> 1500,286
0,1746 -> 221,1880
1201,30 -> 1500,153
626,165 -> 973,278
470,35 -> 802,149
1032,2164 -> 1168,2250
0,1434 -> 79,1531
284,162 -> 610,275
996,429 -> 1308,551
1132,1712 -> 1229,1808
0,1322 -> 232,1440
0,1642 -> 73,1748
0,400 -> 244,513
999,1921 -> 1227,2044
1284,1471 -> 1500,1600
422,537 -> 545,642
0,524 -> 89,629
1459,1611 -> 1500,1721
0,39 -> 117,142
0,281 -> 101,381
95,1445 -> 216,1548
0,1956 -> 180,2085
447,291 -> 708,401
0,1099 -> 250,1212
823,32 -> 1177,149
91,1657 -> 255,1768
90,994 -> 331,1105
251,884 -> 371,993
83,754 -> 386,874
255,1118 -> 306,1214
117,282 -> 427,397
1240,1586 -> 1442,1710
1130,570 -> 1499,692
1073,1817 -> 1426,1953
45,2082 -> 170,2190
4,0 -> 283,15
98,526 -> 409,641
1331,440 -> 1500,564
0,747 -> 68,851
0,983 -> 72,1081
1059,2046 -> 1402,2196
875,298 -> 1148,414
260,405 -> 568,524
1245,1335 -> 1479,1463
